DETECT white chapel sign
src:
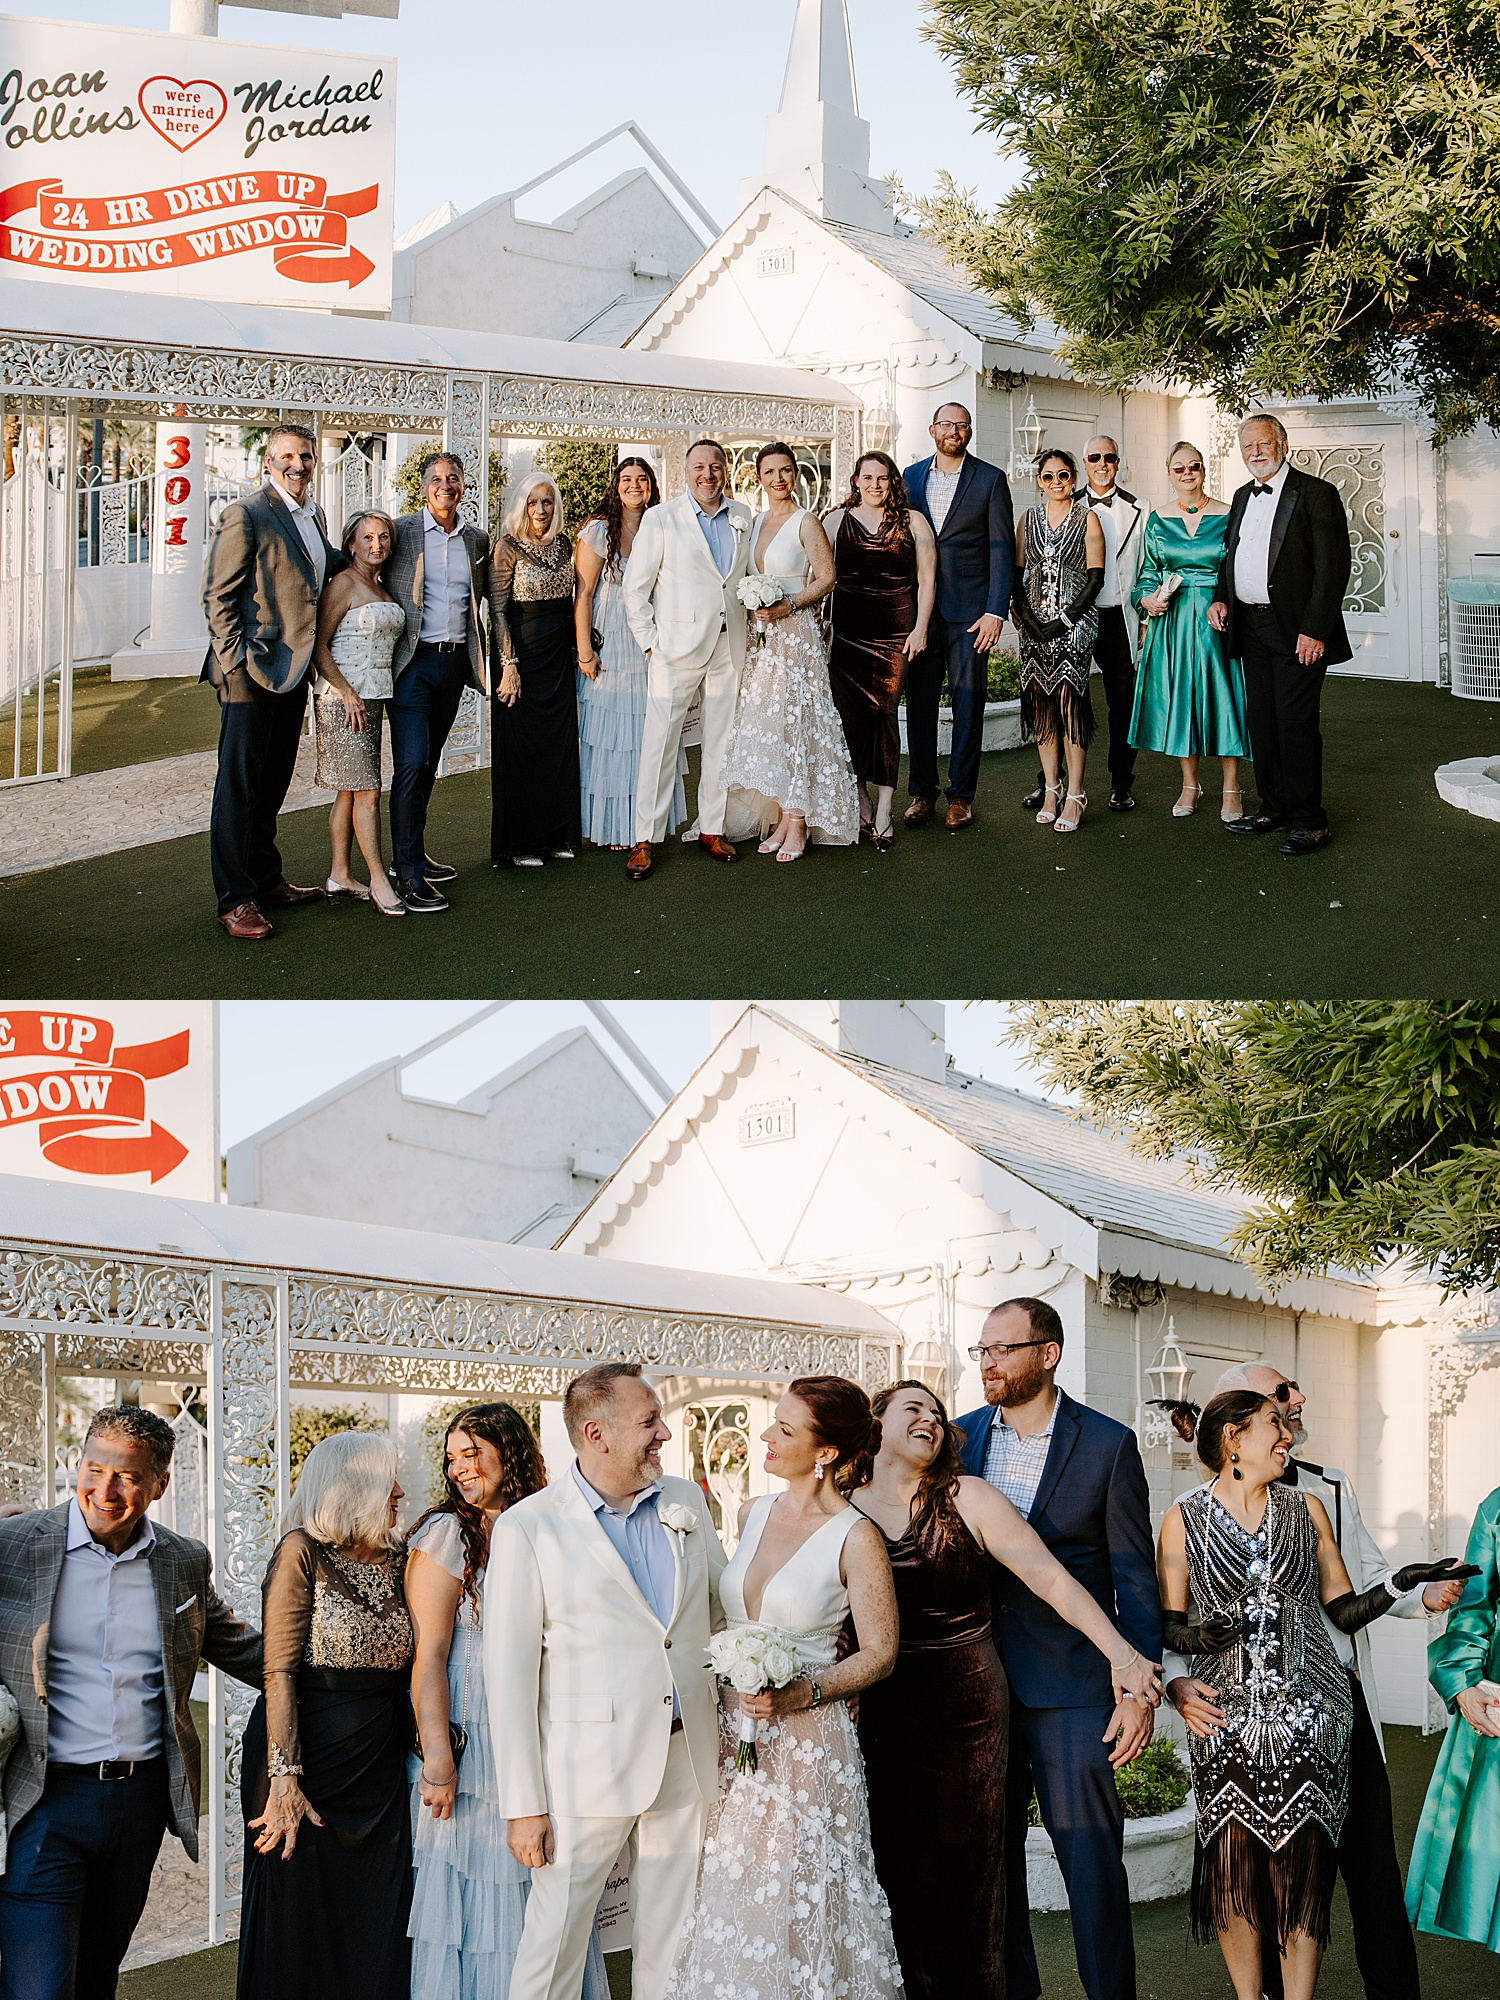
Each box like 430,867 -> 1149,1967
0,1001 -> 217,1200
0,14 -> 395,308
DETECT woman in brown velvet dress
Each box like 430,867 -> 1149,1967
825,451 -> 935,848
850,1381 -> 1160,2000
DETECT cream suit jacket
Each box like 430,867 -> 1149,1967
486,1471 -> 727,1821
623,493 -> 752,675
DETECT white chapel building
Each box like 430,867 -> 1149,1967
556,1000 -> 1500,1735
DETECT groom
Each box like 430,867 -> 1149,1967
623,437 -> 752,880
487,1363 -> 727,2000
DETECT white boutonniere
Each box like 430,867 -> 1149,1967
659,1502 -> 697,1536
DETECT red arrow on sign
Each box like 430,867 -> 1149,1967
273,244 -> 375,287
41,1121 -> 190,1184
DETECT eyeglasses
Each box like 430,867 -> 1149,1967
967,1338 -> 1049,1361
1085,452 -> 1118,465
1172,463 -> 1204,476
1271,1380 -> 1301,1403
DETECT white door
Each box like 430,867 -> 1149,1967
1279,413 -> 1421,680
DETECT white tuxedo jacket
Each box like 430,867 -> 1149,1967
486,1471 -> 727,1821
1095,488 -> 1148,663
623,493 -> 752,675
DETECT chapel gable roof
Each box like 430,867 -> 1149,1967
816,215 -> 1060,352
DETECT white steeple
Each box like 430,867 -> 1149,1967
742,0 -> 894,233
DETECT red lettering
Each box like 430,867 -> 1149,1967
162,434 -> 191,469
163,475 -> 190,505
162,518 -> 188,546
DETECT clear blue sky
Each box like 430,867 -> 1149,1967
29,0 -> 1011,235
219,1001 -> 1050,1147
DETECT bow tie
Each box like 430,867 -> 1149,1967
1087,492 -> 1115,507
1250,481 -> 1277,496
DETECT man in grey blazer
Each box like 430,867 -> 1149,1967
0,1407 -> 262,2000
382,452 -> 495,912
201,423 -> 346,940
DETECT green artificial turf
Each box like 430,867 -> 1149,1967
0,665 -> 218,780
5,678 -> 1500,998
120,1726 -> 1496,2000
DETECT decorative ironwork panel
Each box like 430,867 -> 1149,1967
97,481 -> 130,565
488,375 -> 842,445
727,440 -> 829,512
831,405 -> 859,504
0,1327 -> 46,1507
445,377 -> 488,532
682,1400 -> 751,1548
0,1248 -> 210,1332
291,1349 -> 574,1399
1288,445 -> 1386,612
53,1332 -> 206,1379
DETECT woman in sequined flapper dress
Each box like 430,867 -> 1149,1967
1012,449 -> 1106,832
1159,1390 -> 1417,2000
237,1433 -> 415,2000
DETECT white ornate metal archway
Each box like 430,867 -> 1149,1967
0,1225 -> 898,1940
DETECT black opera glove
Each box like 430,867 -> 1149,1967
1161,1607 -> 1242,1656
1061,565 -> 1106,629
1323,1584 -> 1406,1634
1011,584 -> 1052,646
1391,1557 -> 1482,1593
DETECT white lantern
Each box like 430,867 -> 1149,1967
1144,1319 -> 1195,1406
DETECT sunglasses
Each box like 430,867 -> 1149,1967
1270,1380 -> 1301,1403
1085,452 -> 1118,464
1172,463 -> 1205,476
1038,471 -> 1072,482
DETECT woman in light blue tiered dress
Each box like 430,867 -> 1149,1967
407,1404 -> 609,2000
574,457 -> 686,847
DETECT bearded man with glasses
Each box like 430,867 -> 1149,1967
953,1298 -> 1162,2000
1165,1361 -> 1469,2000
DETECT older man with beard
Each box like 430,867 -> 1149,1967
953,1299 -> 1162,2000
1166,1362 -> 1469,2000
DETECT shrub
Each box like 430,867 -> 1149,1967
1028,1737 -> 1190,1827
392,447 -> 507,542
535,439 -> 615,535
899,648 -> 1022,708
288,1403 -> 385,1479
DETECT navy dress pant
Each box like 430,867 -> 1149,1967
905,617 -> 987,803
387,642 -> 470,881
0,1760 -> 170,2000
1004,1698 -> 1136,2000
208,668 -> 309,914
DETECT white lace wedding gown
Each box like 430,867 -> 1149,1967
665,1496 -> 905,2000
722,509 -> 859,846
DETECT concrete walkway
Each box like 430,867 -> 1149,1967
0,741 -> 336,879
121,1819 -> 228,1971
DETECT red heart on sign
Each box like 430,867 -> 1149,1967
138,76 -> 228,152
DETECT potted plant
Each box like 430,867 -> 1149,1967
1025,1737 -> 1196,1911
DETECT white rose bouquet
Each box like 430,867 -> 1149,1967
707,1626 -> 804,1772
736,573 -> 785,646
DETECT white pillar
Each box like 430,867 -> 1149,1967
111,420 -> 210,680
169,0 -> 219,32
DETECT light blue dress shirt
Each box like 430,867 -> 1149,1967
691,495 -> 736,579
572,1464 -> 679,1717
419,507 -> 472,643
46,1498 -> 166,1764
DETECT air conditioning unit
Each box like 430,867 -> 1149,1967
1450,566 -> 1500,701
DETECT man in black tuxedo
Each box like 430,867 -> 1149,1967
201,424 -> 346,939
903,403 -> 1015,830
1209,414 -> 1352,855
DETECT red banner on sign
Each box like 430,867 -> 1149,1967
0,179 -> 379,287
0,1021 -> 193,1183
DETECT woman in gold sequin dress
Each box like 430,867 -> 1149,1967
491,473 -> 583,866
237,1432 -> 415,2000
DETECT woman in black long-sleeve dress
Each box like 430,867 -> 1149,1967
850,1381 -> 1159,2000
491,472 -> 582,866
237,1431 -> 413,2000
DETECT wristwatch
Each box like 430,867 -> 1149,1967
808,1678 -> 824,1707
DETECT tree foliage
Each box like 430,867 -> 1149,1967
1005,1002 -> 1500,1290
392,447 -> 507,541
912,0 -> 1500,439
536,440 -> 616,535
288,1402 -> 385,1478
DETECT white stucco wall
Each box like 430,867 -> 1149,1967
1443,424 -> 1500,582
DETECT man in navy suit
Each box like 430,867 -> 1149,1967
903,404 -> 1015,830
955,1297 -> 1162,2000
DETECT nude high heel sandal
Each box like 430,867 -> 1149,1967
1035,782 -> 1061,826
1172,784 -> 1203,818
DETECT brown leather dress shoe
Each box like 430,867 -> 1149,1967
626,841 -> 655,880
218,900 -> 273,941
945,800 -> 975,831
259,878 -> 324,907
699,834 -> 738,862
903,797 -> 935,827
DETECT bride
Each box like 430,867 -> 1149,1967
721,444 -> 859,859
666,1374 -> 904,2000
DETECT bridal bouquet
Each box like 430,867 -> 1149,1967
708,1626 -> 804,1772
736,573 -> 784,646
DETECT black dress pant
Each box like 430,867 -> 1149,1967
387,641 -> 470,881
1093,605 -> 1137,793
1261,1672 -> 1419,2000
209,667 -> 309,914
1240,603 -> 1328,829
0,1759 -> 170,2000
906,617 -> 987,802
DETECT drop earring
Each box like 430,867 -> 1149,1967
1230,1452 -> 1243,1482
816,1460 -> 826,1482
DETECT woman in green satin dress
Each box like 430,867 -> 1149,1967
1129,441 -> 1250,821
1406,1485 -> 1500,1954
